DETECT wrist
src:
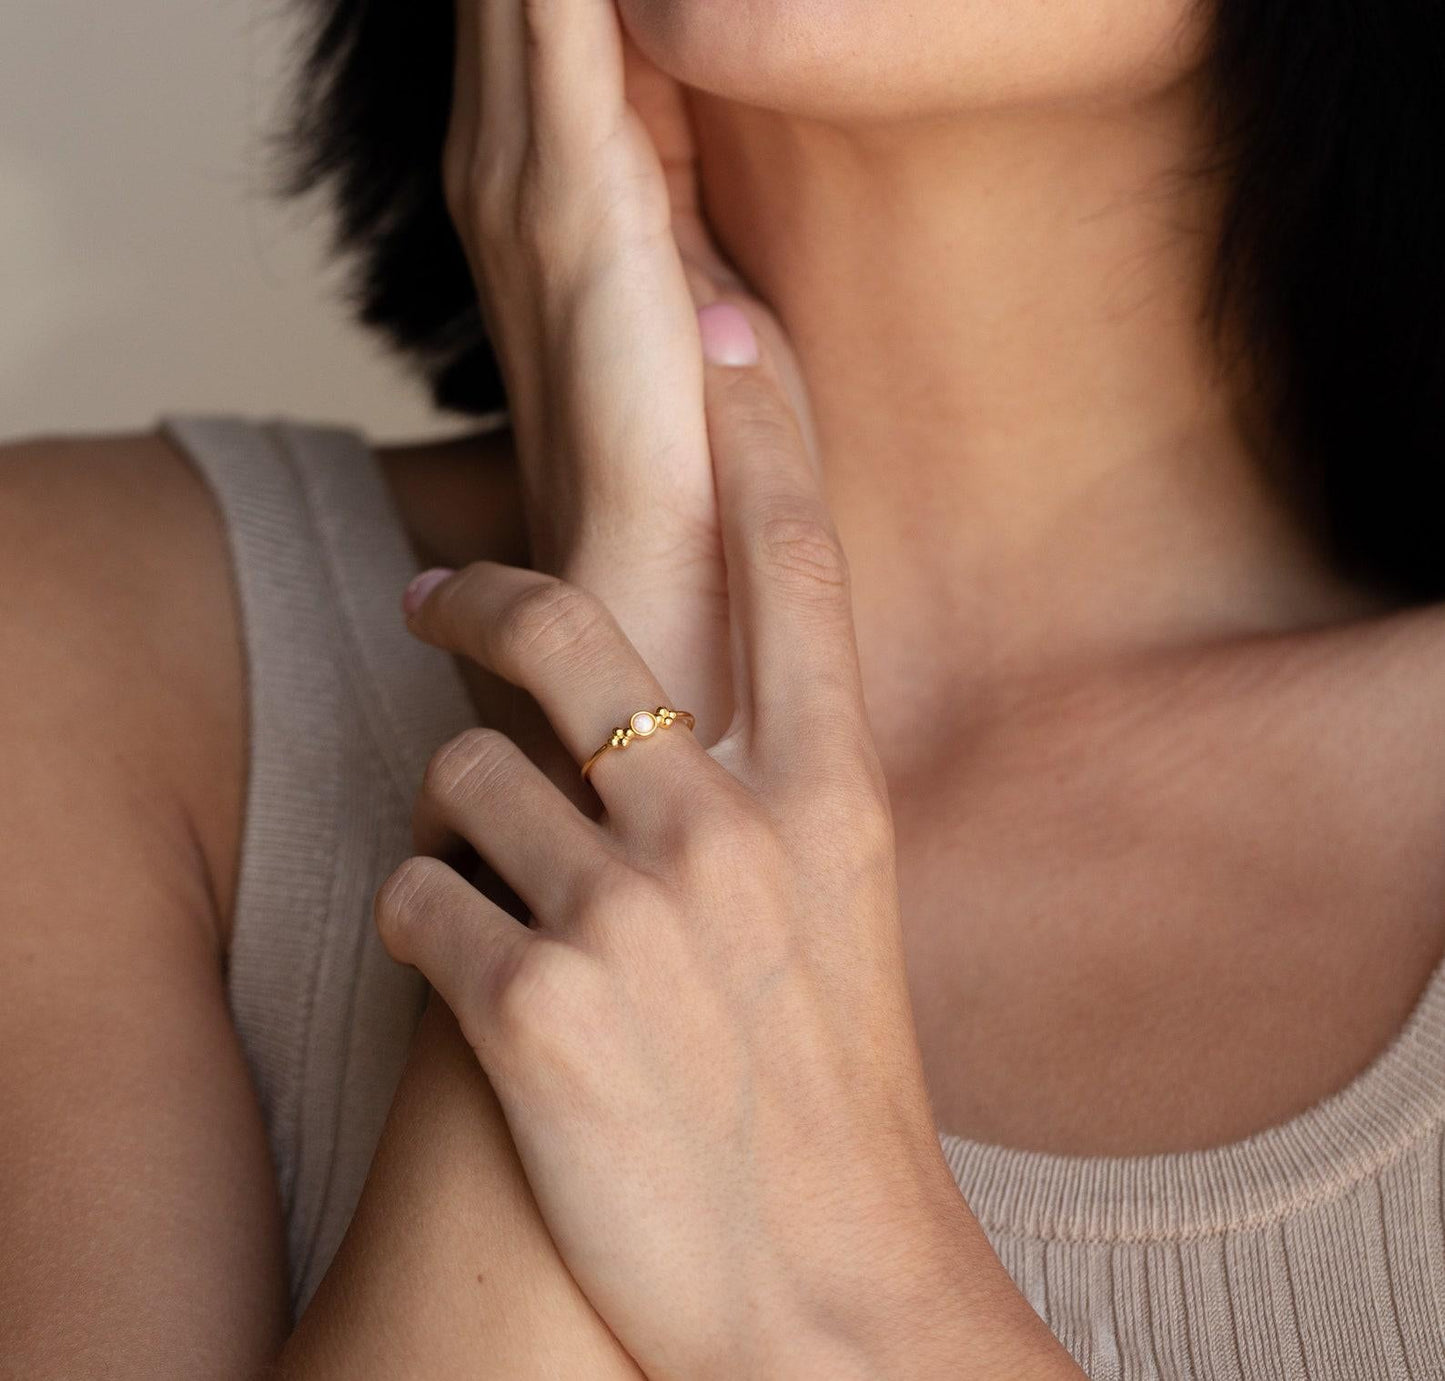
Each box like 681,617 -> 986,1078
752,1276 -> 1075,1381
698,1193 -> 1078,1381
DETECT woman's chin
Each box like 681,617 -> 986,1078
616,0 -> 768,96
615,0 -> 888,121
615,0 -> 1212,125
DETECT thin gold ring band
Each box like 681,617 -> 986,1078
580,706 -> 696,782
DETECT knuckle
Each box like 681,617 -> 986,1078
473,159 -> 518,243
373,855 -> 450,955
825,776 -> 896,850
751,507 -> 851,596
728,397 -> 802,461
511,159 -> 572,260
793,766 -> 895,855
521,0 -> 564,49
511,157 -> 547,230
441,146 -> 471,231
422,726 -> 514,806
677,792 -> 779,872
571,858 -> 660,930
492,941 -> 597,1049
441,138 -> 495,235
445,144 -> 527,254
497,578 -> 609,669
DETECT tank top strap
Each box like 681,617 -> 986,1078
157,413 -> 477,1313
168,414 -> 479,795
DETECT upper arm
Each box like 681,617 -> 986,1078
0,433 -> 288,1377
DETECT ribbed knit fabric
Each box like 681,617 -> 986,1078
160,414 -> 479,1318
162,412 -> 1445,1377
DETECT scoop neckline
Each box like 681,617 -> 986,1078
937,940 -> 1445,1244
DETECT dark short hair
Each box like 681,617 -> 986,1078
283,2 -> 1445,601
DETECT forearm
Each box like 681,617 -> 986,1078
275,996 -> 644,1380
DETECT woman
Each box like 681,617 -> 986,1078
3,0 -> 1443,1374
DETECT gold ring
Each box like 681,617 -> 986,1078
580,706 -> 696,782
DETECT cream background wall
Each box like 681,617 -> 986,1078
0,0 -> 458,444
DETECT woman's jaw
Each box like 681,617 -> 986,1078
616,0 -> 1209,124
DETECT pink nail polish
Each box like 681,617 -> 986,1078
402,566 -> 454,616
698,302 -> 759,367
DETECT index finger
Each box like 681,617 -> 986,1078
697,301 -> 869,774
522,0 -> 627,162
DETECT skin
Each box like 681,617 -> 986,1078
4,0 -> 1445,1375
344,5 -> 1076,1369
618,0 -> 1445,1154
379,331 -> 1081,1378
3,3 -> 1077,1372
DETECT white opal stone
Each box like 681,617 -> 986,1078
631,711 -> 657,735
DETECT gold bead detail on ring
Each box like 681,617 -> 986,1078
581,706 -> 695,781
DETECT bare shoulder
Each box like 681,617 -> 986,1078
1226,593 -> 1445,796
0,427 -> 245,946
1236,593 -> 1445,907
1369,595 -> 1445,771
1318,594 -> 1445,725
0,430 -> 287,1375
1391,594 -> 1445,662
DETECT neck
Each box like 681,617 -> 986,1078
687,80 -> 1381,711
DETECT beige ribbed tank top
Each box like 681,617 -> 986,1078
162,413 -> 1445,1379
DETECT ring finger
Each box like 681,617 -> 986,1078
404,562 -> 719,830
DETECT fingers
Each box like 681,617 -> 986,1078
412,726 -> 616,923
522,0 -> 628,161
477,0 -> 527,152
374,854 -> 537,1054
698,301 -> 871,772
404,563 -> 718,829
455,0 -> 628,194
448,0 -> 526,202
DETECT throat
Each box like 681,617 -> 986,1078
694,77 -> 1386,670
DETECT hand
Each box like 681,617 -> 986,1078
445,0 -> 815,768
379,321 -> 1068,1380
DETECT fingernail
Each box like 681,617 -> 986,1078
402,566 -> 454,616
698,301 -> 759,367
